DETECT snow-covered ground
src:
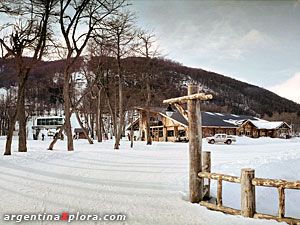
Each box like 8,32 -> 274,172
0,136 -> 300,225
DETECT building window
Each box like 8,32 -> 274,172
246,131 -> 251,136
150,116 -> 163,126
239,131 -> 244,135
178,130 -> 186,137
167,130 -> 174,137
159,127 -> 163,137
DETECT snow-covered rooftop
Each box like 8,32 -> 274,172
215,113 -> 224,116
250,120 -> 289,129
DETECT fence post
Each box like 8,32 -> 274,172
241,168 -> 256,217
188,84 -> 203,203
278,186 -> 285,218
203,151 -> 211,199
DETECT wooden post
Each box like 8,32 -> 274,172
241,168 -> 256,217
217,179 -> 222,206
188,84 -> 203,203
278,186 -> 285,218
203,151 -> 211,199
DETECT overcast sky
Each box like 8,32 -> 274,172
129,0 -> 300,103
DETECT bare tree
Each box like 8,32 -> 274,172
0,0 -> 57,155
100,11 -> 137,149
84,40 -> 112,143
136,29 -> 160,145
57,0 -> 126,151
0,88 -> 15,136
74,110 -> 93,144
48,75 -> 99,150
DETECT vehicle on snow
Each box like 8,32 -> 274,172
206,134 -> 236,145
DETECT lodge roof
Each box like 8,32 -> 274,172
136,107 -> 260,128
241,120 -> 291,130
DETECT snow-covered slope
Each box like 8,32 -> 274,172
0,137 -> 299,224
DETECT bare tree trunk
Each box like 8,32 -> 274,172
4,111 -> 18,155
90,112 -> 94,139
18,87 -> 27,152
114,75 -> 118,140
145,61 -> 152,144
130,111 -> 134,148
63,69 -> 74,151
96,109 -> 100,142
83,112 -> 92,135
101,121 -> 107,140
104,90 -> 116,140
4,71 -> 29,155
122,117 -> 126,137
114,64 -> 123,149
96,88 -> 103,142
75,110 -> 93,144
48,124 -> 65,150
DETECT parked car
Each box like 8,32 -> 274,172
206,134 -> 236,145
47,131 -> 55,136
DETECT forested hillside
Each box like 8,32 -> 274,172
1,56 -> 300,119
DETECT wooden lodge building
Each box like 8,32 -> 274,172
130,107 -> 291,142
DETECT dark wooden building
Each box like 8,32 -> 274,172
130,107 -> 291,142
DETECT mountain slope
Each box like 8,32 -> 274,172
0,57 -> 299,118
143,58 -> 300,117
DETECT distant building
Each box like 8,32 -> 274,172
237,120 -> 291,139
130,107 -> 291,142
74,128 -> 89,139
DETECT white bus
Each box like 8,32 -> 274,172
34,116 -> 64,129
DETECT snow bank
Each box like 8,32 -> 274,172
0,136 -> 299,224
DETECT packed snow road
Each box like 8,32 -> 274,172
0,137 -> 300,225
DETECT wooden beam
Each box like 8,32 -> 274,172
163,93 -> 213,104
254,213 -> 300,225
252,178 -> 300,190
199,202 -> 300,224
199,201 -> 241,216
198,172 -> 241,183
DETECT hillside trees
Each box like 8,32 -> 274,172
0,0 -> 57,155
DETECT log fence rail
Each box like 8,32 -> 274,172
199,152 -> 300,225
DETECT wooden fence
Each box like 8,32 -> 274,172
199,152 -> 300,225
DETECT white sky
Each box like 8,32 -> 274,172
129,0 -> 300,103
1,0 -> 300,103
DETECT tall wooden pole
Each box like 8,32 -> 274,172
187,84 -> 203,203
